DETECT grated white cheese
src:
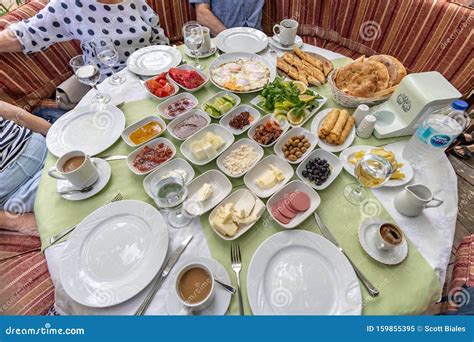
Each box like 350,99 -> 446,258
222,144 -> 258,176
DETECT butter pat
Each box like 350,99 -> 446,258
190,132 -> 225,161
256,164 -> 284,189
196,183 -> 213,202
232,191 -> 255,219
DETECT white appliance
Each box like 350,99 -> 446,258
371,71 -> 461,139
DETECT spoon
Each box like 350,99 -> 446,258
214,278 -> 236,294
56,185 -> 94,196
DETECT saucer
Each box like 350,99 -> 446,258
184,44 -> 217,59
166,257 -> 232,315
56,158 -> 111,201
269,35 -> 304,51
358,217 -> 408,265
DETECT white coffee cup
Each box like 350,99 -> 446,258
48,150 -> 99,188
273,19 -> 298,46
175,262 -> 215,314
198,26 -> 211,54
374,223 -> 404,251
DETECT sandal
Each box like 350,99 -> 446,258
455,132 -> 474,144
452,144 -> 473,160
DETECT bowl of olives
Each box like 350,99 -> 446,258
296,149 -> 342,190
274,127 -> 316,164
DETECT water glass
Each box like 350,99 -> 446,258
183,21 -> 204,70
91,38 -> 126,86
69,55 -> 111,104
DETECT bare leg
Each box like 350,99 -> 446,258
0,211 -> 38,237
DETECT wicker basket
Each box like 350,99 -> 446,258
328,70 -> 392,108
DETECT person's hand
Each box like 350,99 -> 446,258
0,28 -> 23,53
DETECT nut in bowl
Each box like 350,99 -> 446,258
274,127 -> 316,164
329,54 -> 407,107
209,189 -> 265,240
121,116 -> 167,147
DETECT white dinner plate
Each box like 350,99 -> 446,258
269,35 -> 304,50
359,217 -> 408,265
166,257 -> 231,315
60,200 -> 169,308
339,145 -> 414,187
209,52 -> 276,94
127,45 -> 182,76
310,108 -> 356,153
247,230 -> 362,315
46,104 -> 125,157
56,158 -> 111,201
215,27 -> 268,54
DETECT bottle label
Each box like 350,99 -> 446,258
430,134 -> 451,148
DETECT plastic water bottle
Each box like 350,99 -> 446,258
442,100 -> 469,129
403,114 -> 462,162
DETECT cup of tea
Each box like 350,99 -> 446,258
48,150 -> 99,188
273,19 -> 298,46
375,223 -> 404,251
198,26 -> 211,54
175,262 -> 215,313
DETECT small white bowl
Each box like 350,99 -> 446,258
157,92 -> 199,120
142,76 -> 179,101
296,149 -> 342,191
201,91 -> 241,119
209,189 -> 265,241
180,124 -> 234,166
126,137 -> 176,175
273,127 -> 317,165
143,158 -> 195,199
216,138 -> 264,178
167,109 -> 211,141
267,180 -> 321,229
121,116 -> 167,147
167,64 -> 209,93
184,169 -> 232,215
244,155 -> 294,198
219,104 -> 261,135
248,114 -> 290,148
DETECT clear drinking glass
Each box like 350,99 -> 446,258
343,153 -> 395,205
153,172 -> 193,229
183,21 -> 204,70
69,55 -> 111,104
91,38 -> 126,85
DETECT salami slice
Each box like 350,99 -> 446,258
271,206 -> 291,224
276,200 -> 297,219
288,191 -> 310,212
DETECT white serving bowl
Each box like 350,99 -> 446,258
121,115 -> 167,147
201,91 -> 241,119
167,64 -> 209,93
126,137 -> 176,176
184,169 -> 232,215
216,138 -> 264,178
142,76 -> 179,102
273,127 -> 317,165
266,180 -> 321,229
310,108 -> 356,153
244,155 -> 294,199
157,92 -> 198,120
167,109 -> 211,141
248,114 -> 290,148
219,104 -> 261,135
209,189 -> 265,241
296,149 -> 342,191
180,124 -> 234,166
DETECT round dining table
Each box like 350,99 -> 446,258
36,41 -> 459,316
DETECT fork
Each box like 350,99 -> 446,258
49,192 -> 123,246
231,243 -> 244,315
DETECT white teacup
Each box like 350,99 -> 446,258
198,26 -> 211,54
273,19 -> 298,46
175,262 -> 215,314
48,150 -> 99,188
374,223 -> 404,251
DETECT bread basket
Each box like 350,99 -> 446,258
328,70 -> 393,108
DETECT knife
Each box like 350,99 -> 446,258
313,213 -> 379,297
135,234 -> 194,315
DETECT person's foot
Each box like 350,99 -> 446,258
454,144 -> 474,159
462,133 -> 473,143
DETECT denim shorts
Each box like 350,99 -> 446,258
0,133 -> 47,213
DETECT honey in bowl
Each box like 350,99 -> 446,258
129,121 -> 163,145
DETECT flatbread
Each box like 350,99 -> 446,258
335,61 -> 378,97
366,60 -> 390,91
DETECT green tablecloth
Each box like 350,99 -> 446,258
35,52 -> 441,315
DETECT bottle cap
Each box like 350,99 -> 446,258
452,100 -> 468,111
